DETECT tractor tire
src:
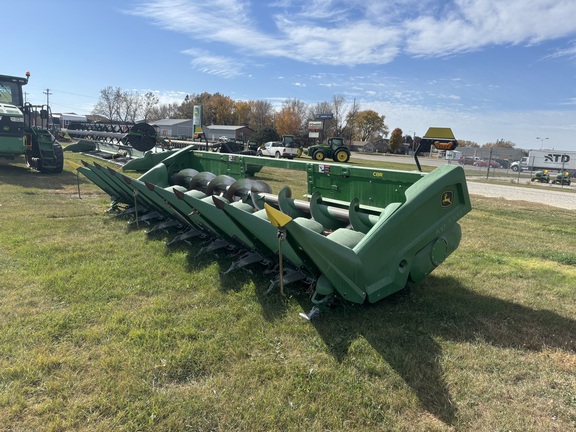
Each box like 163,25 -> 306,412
39,142 -> 64,174
333,148 -> 350,163
313,150 -> 325,161
296,147 -> 303,158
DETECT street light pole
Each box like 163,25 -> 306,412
536,136 -> 548,150
408,130 -> 416,153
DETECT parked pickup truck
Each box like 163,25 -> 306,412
257,141 -> 299,159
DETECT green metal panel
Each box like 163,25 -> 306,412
178,192 -> 255,250
266,164 -> 471,304
0,135 -> 24,156
0,105 -> 25,156
136,148 -> 426,209
79,143 -> 472,308
213,195 -> 305,268
152,186 -> 217,235
305,163 -> 424,208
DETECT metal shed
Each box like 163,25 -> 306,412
204,125 -> 253,142
152,119 -> 194,139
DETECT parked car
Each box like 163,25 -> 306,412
257,141 -> 299,159
473,159 -> 501,168
492,158 -> 511,169
458,156 -> 478,165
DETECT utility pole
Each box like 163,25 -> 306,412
347,98 -> 356,146
43,88 -> 52,107
43,89 -> 52,128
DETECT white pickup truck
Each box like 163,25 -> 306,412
256,141 -> 299,159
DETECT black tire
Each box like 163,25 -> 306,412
40,142 -> 64,174
275,151 -> 281,159
332,148 -> 350,163
313,150 -> 325,161
256,150 -> 262,156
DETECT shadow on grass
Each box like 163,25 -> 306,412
301,274 -> 576,426
0,158 -> 85,189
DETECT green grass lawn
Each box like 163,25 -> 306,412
0,153 -> 574,431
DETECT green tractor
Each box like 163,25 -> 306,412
281,135 -> 303,157
0,72 -> 64,173
306,136 -> 350,163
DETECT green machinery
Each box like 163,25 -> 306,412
531,170 -> 550,183
78,127 -> 471,317
281,135 -> 303,158
306,137 -> 351,163
552,171 -> 571,186
63,122 -> 173,164
530,170 -> 571,186
0,72 -> 64,173
78,126 -> 471,317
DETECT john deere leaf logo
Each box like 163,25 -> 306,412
441,191 -> 453,207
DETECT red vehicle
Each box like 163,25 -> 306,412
458,156 -> 479,165
473,159 -> 501,168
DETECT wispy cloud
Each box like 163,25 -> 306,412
182,49 -> 245,78
128,0 -> 576,74
544,41 -> 576,60
405,0 -> 576,56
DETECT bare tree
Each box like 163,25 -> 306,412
117,90 -> 141,123
141,92 -> 160,122
483,139 -> 516,148
92,86 -> 121,121
250,100 -> 274,131
309,101 -> 335,137
458,140 -> 480,148
147,102 -> 180,122
332,94 -> 347,136
342,98 -> 360,143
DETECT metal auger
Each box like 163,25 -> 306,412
64,122 -> 161,161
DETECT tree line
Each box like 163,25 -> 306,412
91,86 -> 516,149
91,87 -> 391,146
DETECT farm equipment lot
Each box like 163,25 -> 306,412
0,153 -> 574,431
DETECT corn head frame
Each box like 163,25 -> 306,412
77,127 -> 471,318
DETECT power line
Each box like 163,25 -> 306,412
43,88 -> 52,107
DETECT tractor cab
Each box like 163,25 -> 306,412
0,72 -> 28,107
0,71 -> 63,173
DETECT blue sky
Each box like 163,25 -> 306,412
6,0 -> 576,150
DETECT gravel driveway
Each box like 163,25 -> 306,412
466,181 -> 576,210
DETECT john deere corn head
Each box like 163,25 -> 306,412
78,127 -> 471,317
